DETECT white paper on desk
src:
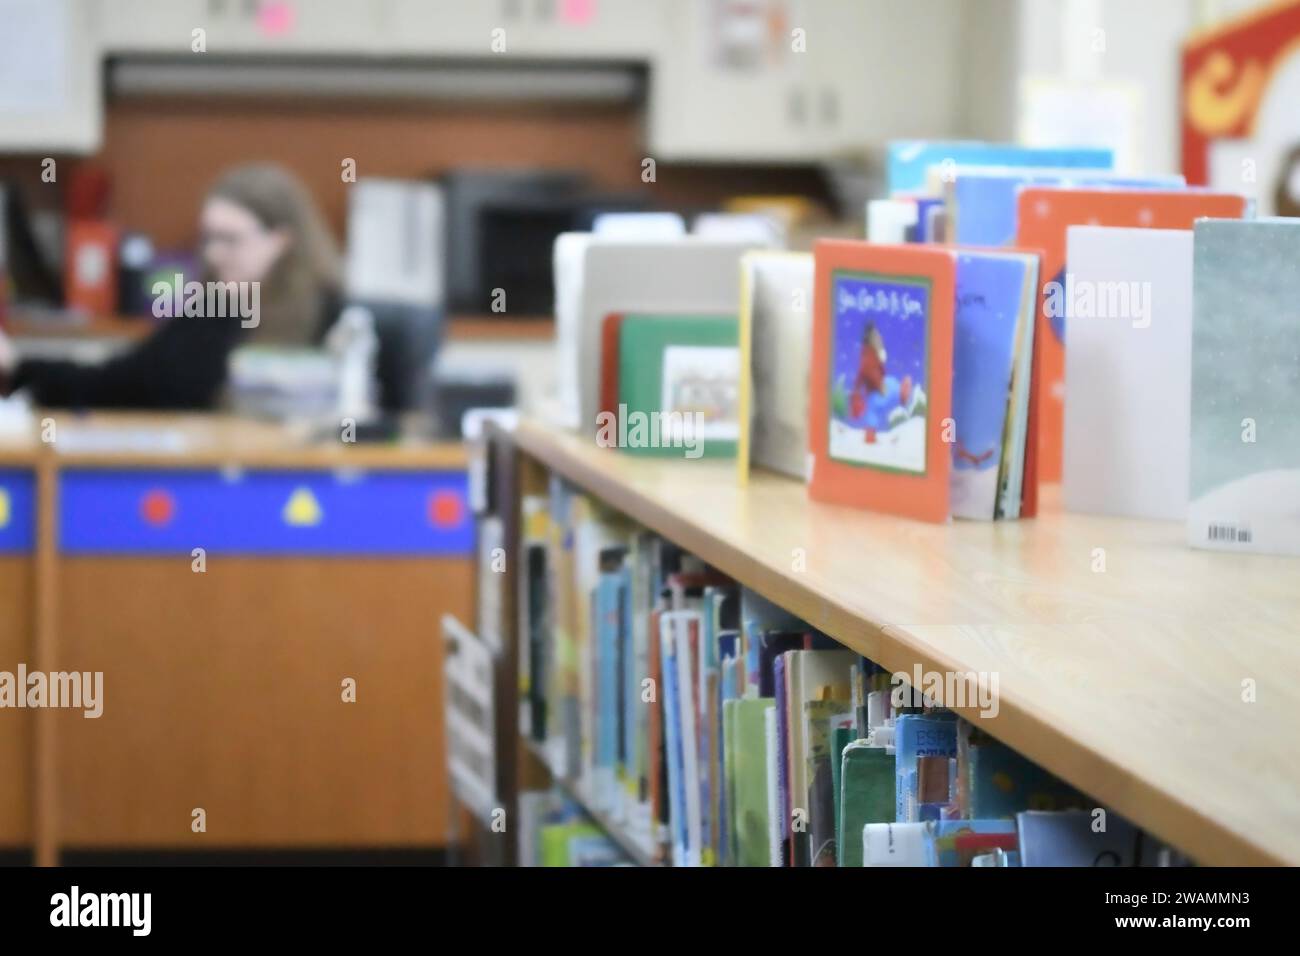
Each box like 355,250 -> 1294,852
0,0 -> 68,115
1063,226 -> 1192,520
53,427 -> 190,455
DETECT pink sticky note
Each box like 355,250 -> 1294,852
257,1 -> 297,37
560,0 -> 595,26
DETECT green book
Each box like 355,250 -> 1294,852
617,313 -> 739,458
732,698 -> 774,867
829,722 -> 857,864
539,821 -> 606,867
723,698 -> 740,866
838,741 -> 895,867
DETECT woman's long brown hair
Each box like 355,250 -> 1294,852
204,163 -> 341,345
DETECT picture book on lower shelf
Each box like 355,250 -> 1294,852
807,240 -> 1042,523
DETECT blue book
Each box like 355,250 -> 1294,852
949,250 -> 1040,520
774,651 -> 791,866
887,141 -> 1113,195
925,818 -> 1019,867
618,564 -> 636,795
595,572 -> 621,779
894,712 -> 958,822
741,587 -> 802,693
950,170 -> 1186,246
1016,810 -> 1140,866
658,618 -> 688,866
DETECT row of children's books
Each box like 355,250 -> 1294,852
552,140 -> 1299,555
518,473 -> 1190,867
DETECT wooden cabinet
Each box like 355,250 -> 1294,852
99,0 -> 385,55
647,0 -> 963,162
648,0 -> 819,163
805,0 -> 964,153
382,0 -> 664,58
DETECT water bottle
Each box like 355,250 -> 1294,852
329,305 -> 378,423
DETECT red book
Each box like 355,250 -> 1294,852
598,312 -> 626,425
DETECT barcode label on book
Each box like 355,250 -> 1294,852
1207,523 -> 1252,544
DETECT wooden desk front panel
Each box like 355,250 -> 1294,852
54,556 -> 472,848
0,557 -> 33,846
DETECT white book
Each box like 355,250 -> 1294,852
764,704 -> 781,867
863,822 -> 929,867
1063,227 -> 1193,520
553,232 -> 593,430
739,251 -> 814,483
866,199 -> 918,243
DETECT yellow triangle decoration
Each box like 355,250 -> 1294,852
0,489 -> 9,529
283,486 -> 322,527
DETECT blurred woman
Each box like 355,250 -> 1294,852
0,163 -> 341,408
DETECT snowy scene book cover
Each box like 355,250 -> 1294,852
1189,218 -> 1300,556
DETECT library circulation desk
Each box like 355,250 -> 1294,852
491,420 -> 1300,867
0,413 -> 473,865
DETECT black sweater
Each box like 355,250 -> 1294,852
10,312 -> 249,410
8,292 -> 343,410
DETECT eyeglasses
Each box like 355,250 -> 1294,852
200,227 -> 265,250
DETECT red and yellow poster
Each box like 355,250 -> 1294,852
1182,0 -> 1300,206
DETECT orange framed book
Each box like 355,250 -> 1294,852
808,240 -> 956,523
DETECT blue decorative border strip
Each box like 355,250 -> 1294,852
0,470 -> 36,554
59,469 -> 473,556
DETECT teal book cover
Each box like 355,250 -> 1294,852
615,314 -> 739,458
959,723 -> 1083,819
1189,218 -> 1300,556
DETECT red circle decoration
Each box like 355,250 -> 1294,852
140,489 -> 176,527
427,489 -> 463,528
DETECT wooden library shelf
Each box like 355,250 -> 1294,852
510,419 -> 1300,866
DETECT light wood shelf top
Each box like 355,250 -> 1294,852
0,412 -> 466,470
511,419 -> 1300,866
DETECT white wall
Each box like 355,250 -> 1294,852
961,0 -> 1283,176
